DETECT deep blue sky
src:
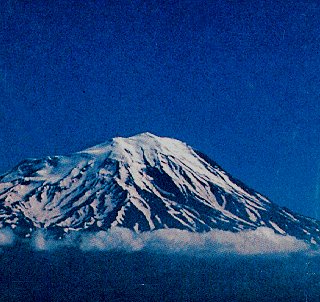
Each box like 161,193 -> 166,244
1,0 -> 320,218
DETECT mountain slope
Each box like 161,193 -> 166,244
0,132 -> 319,243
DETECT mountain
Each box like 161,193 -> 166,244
0,132 -> 319,244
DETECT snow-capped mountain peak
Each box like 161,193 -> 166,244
81,132 -> 190,162
0,133 -> 319,244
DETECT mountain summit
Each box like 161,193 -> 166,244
0,133 -> 319,243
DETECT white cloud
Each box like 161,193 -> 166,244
0,229 -> 15,246
31,227 -> 311,255
32,230 -> 78,251
80,227 -> 144,252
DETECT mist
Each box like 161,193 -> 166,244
0,229 -> 15,247
0,227 -> 308,256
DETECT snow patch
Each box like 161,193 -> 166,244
269,221 -> 286,235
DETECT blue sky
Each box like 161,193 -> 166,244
1,0 -> 320,218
